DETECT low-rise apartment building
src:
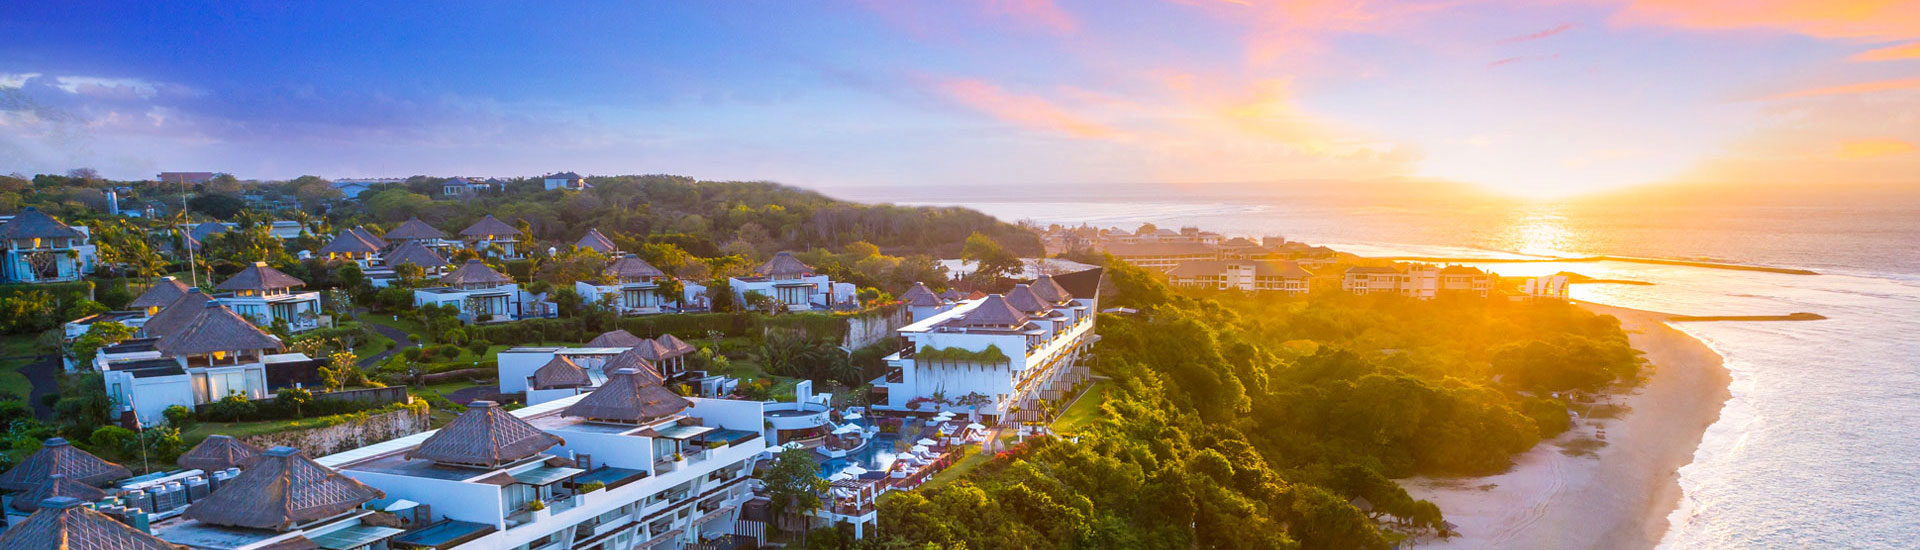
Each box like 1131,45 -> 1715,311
1342,264 -> 1496,299
1166,259 -> 1313,294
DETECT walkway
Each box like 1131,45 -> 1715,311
356,312 -> 416,368
20,355 -> 60,419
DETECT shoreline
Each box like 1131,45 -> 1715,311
1401,302 -> 1731,549
1373,255 -> 1819,275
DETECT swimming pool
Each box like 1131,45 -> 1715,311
816,432 -> 900,477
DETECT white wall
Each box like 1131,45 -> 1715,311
342,470 -> 507,530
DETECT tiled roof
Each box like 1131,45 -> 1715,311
1439,265 -> 1486,275
755,252 -> 813,277
459,215 -> 517,238
562,368 -> 689,424
585,329 -> 643,348
575,229 -> 617,254
0,208 -> 85,240
405,401 -> 564,468
442,259 -> 513,286
0,438 -> 131,491
1345,266 -> 1402,274
178,435 -> 264,472
603,254 -> 664,279
216,262 -> 306,291
899,282 -> 942,307
184,446 -> 384,531
381,240 -> 449,269
9,474 -> 106,513
155,303 -> 285,356
1103,242 -> 1218,257
139,289 -> 211,339
128,277 -> 191,309
383,218 -> 447,241
530,356 -> 590,390
0,497 -> 179,550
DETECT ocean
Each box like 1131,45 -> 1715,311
842,182 -> 1920,549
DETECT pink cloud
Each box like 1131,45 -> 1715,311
1766,76 -> 1920,99
1852,41 -> 1920,61
1500,23 -> 1574,44
934,78 -> 1117,139
983,0 -> 1077,34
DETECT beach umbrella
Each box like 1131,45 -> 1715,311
832,424 -> 861,435
829,472 -> 853,481
916,438 -> 937,446
966,423 -> 986,431
843,412 -> 862,420
910,445 -> 930,454
843,465 -> 869,476
782,441 -> 805,450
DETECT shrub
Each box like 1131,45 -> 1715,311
89,426 -> 136,450
467,339 -> 491,356
402,347 -> 424,361
577,481 -> 606,493
163,405 -> 196,431
204,394 -> 258,422
438,344 -> 464,359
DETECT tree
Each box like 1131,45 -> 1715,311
742,290 -> 777,314
277,387 -> 313,418
961,232 -> 1021,290
71,321 -> 136,365
163,405 -> 196,431
652,278 -> 685,309
187,193 -> 247,220
763,447 -> 829,538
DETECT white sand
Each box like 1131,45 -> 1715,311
1401,303 -> 1730,550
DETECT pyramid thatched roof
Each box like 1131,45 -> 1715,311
383,217 -> 447,241
0,497 -> 180,550
9,475 -> 106,513
954,295 -> 1029,329
604,254 -> 664,280
1031,274 -> 1073,304
900,282 -> 942,307
755,252 -> 813,277
140,289 -> 211,338
585,329 -> 643,348
459,215 -> 517,238
129,277 -> 192,310
184,447 -> 384,531
939,288 -> 967,301
405,402 -> 564,468
531,356 -> 591,390
656,334 -> 695,355
442,259 -> 512,286
317,230 -> 380,256
189,222 -> 228,243
381,240 -> 449,269
576,229 -> 617,254
347,226 -> 388,249
0,207 -> 85,240
562,368 -> 689,424
178,435 -> 264,472
1004,284 -> 1051,314
630,340 -> 679,362
0,438 -> 131,491
599,349 -> 661,381
155,303 -> 285,356
216,262 -> 305,292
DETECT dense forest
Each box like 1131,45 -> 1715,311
844,260 -> 1644,549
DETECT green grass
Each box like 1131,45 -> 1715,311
915,447 -> 990,493
179,418 -> 309,447
1050,380 -> 1111,434
359,314 -> 427,341
0,336 -> 44,402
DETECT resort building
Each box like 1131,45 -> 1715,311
544,171 -> 588,191
0,207 -> 97,284
574,254 -> 677,315
1341,264 -> 1497,299
728,252 -> 853,312
155,446 -> 399,550
870,269 -> 1102,423
317,228 -> 383,265
214,262 -> 325,332
370,239 -> 455,288
461,215 -> 524,259
899,282 -> 955,323
62,276 -> 193,340
1166,259 -> 1313,294
321,376 -> 766,550
576,228 -> 619,255
97,297 -> 317,426
385,217 -> 454,249
1101,241 -> 1219,269
415,259 -> 525,324
502,331 -> 703,405
442,176 -> 496,198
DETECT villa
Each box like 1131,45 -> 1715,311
870,269 -> 1102,423
0,207 -> 97,284
573,254 -> 694,316
62,276 -> 191,340
98,293 -> 319,426
214,262 -> 325,332
543,171 -> 589,191
461,215 -> 524,259
576,228 -> 619,255
369,239 -> 453,288
728,252 -> 854,312
156,446 -> 401,550
1166,259 -> 1313,294
316,227 -> 383,265
384,217 -> 454,250
415,259 -> 526,323
502,331 -> 703,405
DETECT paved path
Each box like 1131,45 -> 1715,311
356,314 -> 416,368
20,354 -> 61,419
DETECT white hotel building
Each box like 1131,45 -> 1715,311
870,269 -> 1102,423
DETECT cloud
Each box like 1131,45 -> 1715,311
983,0 -> 1077,34
1180,0 -> 1441,67
934,78 -> 1118,139
0,73 -> 41,89
1500,23 -> 1574,44
1767,77 -> 1920,99
1837,138 -> 1918,158
1611,0 -> 1920,41
1852,41 -> 1920,61
51,76 -> 196,100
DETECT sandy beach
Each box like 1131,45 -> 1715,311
1402,303 -> 1732,550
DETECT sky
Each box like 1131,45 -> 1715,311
2,1 -> 1918,197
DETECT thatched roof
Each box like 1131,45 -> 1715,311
1031,274 -> 1073,304
1004,284 -> 1051,314
381,240 -> 448,269
0,207 -> 85,240
441,259 -> 512,286
216,262 -> 305,292
0,497 -> 181,550
139,289 -> 211,339
603,254 -> 664,280
939,288 -> 967,301
189,222 -> 228,243
0,438 -> 131,491
9,475 -> 106,513
184,447 -> 384,531
599,349 -> 662,381
656,334 -> 695,355
585,329 -> 643,348
129,277 -> 192,310
155,303 -> 285,356
562,368 -> 689,424
383,217 -> 447,241
576,229 -> 618,254
405,402 -> 564,468
630,340 -> 679,362
178,435 -> 263,472
317,230 -> 381,256
954,295 -> 1028,329
900,282 -> 942,307
459,215 -> 517,238
755,252 -> 812,277
530,356 -> 590,390
347,226 -> 388,249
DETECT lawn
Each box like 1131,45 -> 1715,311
909,446 -> 991,495
1050,379 -> 1112,434
0,336 -> 41,402
179,418 -> 309,447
